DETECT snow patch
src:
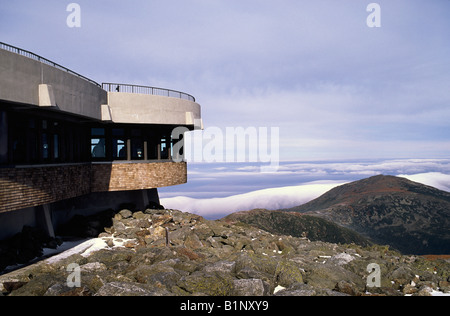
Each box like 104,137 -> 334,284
273,285 -> 286,294
45,238 -> 108,264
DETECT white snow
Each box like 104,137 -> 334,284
430,290 -> 450,296
45,238 -> 108,264
273,285 -> 286,294
44,237 -> 139,264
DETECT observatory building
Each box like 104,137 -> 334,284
0,42 -> 202,239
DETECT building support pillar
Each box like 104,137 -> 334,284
36,204 -> 55,238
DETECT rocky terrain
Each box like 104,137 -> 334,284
285,175 -> 450,255
1,207 -> 449,296
225,209 -> 372,247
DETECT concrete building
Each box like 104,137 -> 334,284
0,42 -> 202,239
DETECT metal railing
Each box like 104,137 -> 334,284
102,83 -> 196,102
0,42 -> 196,102
0,41 -> 101,87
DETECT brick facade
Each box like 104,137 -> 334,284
0,162 -> 187,213
91,161 -> 187,192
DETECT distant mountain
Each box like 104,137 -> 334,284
223,209 -> 372,247
285,175 -> 450,255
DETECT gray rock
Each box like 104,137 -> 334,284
95,282 -> 168,296
80,262 -> 107,273
3,208 -> 450,297
119,209 -> 133,219
233,279 -> 267,296
274,283 -> 317,296
177,271 -> 234,296
203,261 -> 236,274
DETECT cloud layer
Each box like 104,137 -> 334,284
160,159 -> 450,219
161,181 -> 344,219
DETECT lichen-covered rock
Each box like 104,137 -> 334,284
177,271 -> 234,296
233,279 -> 268,296
95,282 -> 169,296
274,260 -> 304,288
2,208 -> 450,297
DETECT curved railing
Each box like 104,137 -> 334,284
102,83 -> 196,102
0,42 -> 196,102
0,42 -> 101,87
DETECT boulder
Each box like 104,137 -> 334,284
119,209 -> 133,219
233,279 -> 268,296
177,271 -> 234,296
95,282 -> 168,296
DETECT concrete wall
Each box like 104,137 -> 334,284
0,50 -> 202,127
0,49 -> 106,120
104,92 -> 202,126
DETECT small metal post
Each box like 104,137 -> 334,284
165,227 -> 170,247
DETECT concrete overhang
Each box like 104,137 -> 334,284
102,92 -> 202,128
0,48 -> 106,120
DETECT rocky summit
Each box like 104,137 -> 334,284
1,208 -> 449,296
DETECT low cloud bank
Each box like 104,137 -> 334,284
160,181 -> 345,219
161,172 -> 450,220
398,172 -> 450,192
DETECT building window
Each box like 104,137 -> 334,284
0,111 -> 7,164
131,129 -> 144,160
86,125 -> 179,162
91,128 -> 106,159
0,110 -> 90,165
42,133 -> 49,160
54,134 -> 59,159
160,134 -> 172,160
27,118 -> 38,163
112,128 -> 126,160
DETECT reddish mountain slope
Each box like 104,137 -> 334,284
285,175 -> 450,255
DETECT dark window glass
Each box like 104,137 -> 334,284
91,128 -> 105,137
91,138 -> 105,158
131,139 -> 144,160
91,128 -> 106,158
42,133 -> 49,159
54,134 -> 59,159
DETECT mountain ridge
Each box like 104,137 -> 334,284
224,209 -> 372,247
284,175 -> 450,255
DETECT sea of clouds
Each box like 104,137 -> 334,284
159,159 -> 450,219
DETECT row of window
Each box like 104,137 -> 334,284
2,112 -> 88,165
0,110 -> 180,165
90,127 -> 173,161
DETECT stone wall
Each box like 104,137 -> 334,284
91,161 -> 187,192
0,164 -> 91,214
0,162 -> 187,213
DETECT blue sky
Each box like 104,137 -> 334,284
1,0 -> 450,161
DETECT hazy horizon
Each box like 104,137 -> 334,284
159,158 -> 450,219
